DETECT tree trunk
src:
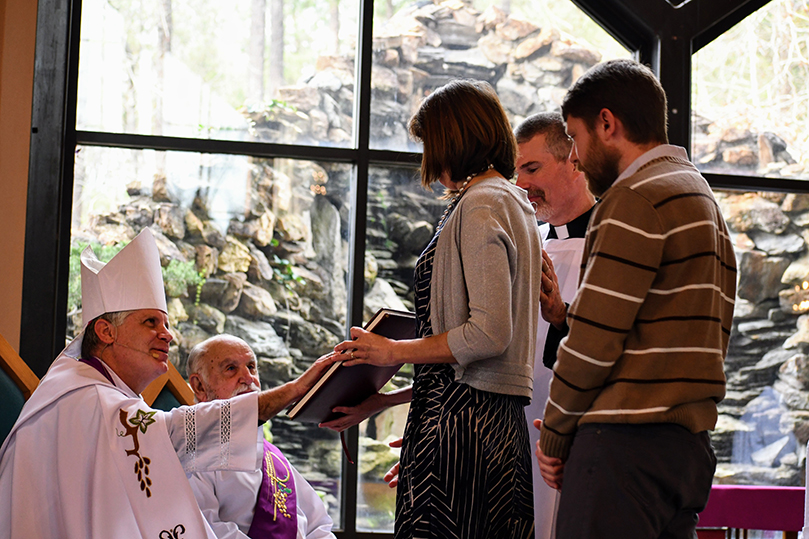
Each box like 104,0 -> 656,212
154,0 -> 171,176
154,0 -> 172,137
248,0 -> 266,105
330,0 -> 340,55
268,0 -> 284,98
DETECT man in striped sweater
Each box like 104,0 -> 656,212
536,59 -> 737,538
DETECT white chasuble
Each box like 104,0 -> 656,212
525,227 -> 586,539
0,353 -> 259,539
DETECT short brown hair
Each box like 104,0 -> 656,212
81,311 -> 131,359
514,112 -> 572,162
561,59 -> 668,146
409,79 -> 517,188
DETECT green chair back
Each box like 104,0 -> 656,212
0,367 -> 26,445
151,387 -> 183,411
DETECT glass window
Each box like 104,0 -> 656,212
356,164 -> 440,532
70,0 -> 637,534
694,0 -> 809,490
692,0 -> 809,181
370,0 -> 631,151
69,146 -> 350,525
77,0 -> 359,147
714,188 -> 808,488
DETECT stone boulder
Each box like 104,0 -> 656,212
225,315 -> 289,358
237,282 -> 279,318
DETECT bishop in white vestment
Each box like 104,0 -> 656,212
0,229 -> 329,539
0,350 -> 259,538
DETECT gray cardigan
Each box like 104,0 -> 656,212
431,176 -> 543,400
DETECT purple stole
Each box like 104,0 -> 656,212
247,440 -> 298,539
79,356 -> 115,386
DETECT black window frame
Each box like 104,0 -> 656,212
21,0 -> 795,536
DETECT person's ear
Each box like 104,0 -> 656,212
188,374 -> 206,402
598,109 -> 618,140
94,318 -> 117,345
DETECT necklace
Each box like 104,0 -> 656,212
437,163 -> 494,229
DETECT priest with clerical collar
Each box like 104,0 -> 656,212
0,228 -> 331,539
514,111 -> 596,539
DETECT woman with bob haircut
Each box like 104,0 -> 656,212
331,79 -> 542,538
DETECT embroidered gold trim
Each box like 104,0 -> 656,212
264,448 -> 293,520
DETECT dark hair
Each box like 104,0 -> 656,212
409,79 -> 517,188
81,311 -> 130,359
561,59 -> 668,145
514,111 -> 572,162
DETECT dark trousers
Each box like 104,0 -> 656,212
555,423 -> 716,539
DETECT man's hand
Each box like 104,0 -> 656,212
540,250 -> 567,329
383,437 -> 403,488
320,387 -> 412,432
533,419 -> 565,490
320,392 -> 389,432
257,352 -> 335,423
292,352 -> 335,399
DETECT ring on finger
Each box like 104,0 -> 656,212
350,351 -> 355,359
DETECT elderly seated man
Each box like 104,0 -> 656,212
187,334 -> 336,539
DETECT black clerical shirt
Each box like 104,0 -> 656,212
542,205 -> 594,369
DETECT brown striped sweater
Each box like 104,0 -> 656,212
539,145 -> 737,461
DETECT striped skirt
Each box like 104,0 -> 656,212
394,363 -> 535,539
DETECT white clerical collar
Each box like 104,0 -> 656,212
553,224 -> 569,239
615,145 -> 689,186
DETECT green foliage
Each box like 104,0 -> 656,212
262,421 -> 274,444
264,99 -> 298,114
271,254 -> 305,290
68,240 -> 128,312
162,259 -> 204,298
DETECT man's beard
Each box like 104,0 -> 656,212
230,382 -> 260,398
526,189 -> 554,222
203,381 -> 260,401
579,138 -> 621,198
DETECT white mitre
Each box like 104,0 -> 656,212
63,228 -> 167,357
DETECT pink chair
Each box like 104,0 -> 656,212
697,484 -> 804,539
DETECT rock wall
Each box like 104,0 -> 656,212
713,192 -> 809,486
244,0 -> 601,150
694,115 -> 806,179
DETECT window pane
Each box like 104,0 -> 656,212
77,0 -> 359,147
356,164 -> 443,532
369,0 -> 631,151
693,0 -> 809,181
69,146 -> 350,525
715,189 -> 808,487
